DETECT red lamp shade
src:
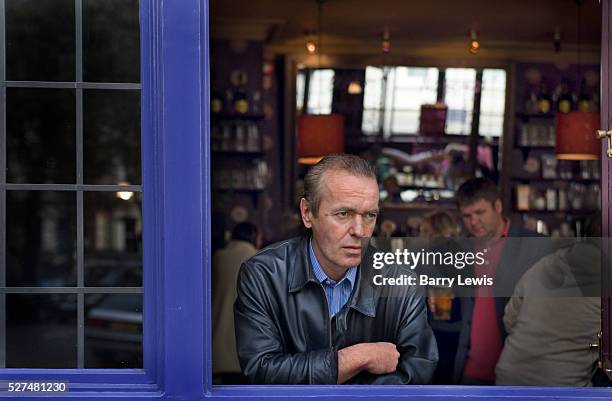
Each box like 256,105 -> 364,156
297,114 -> 344,164
556,111 -> 600,160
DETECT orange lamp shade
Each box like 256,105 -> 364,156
297,114 -> 344,164
556,111 -> 600,160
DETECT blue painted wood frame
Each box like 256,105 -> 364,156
0,0 -> 206,398
1,0 -> 612,400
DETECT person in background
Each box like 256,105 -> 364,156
495,217 -> 601,386
453,178 -> 549,385
212,222 -> 261,384
419,210 -> 461,239
419,210 -> 463,384
234,154 -> 438,384
381,174 -> 403,204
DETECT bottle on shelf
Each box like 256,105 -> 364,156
246,124 -> 260,152
233,87 -> 249,114
536,82 -> 552,114
525,87 -> 539,114
211,90 -> 223,114
556,79 -> 573,113
577,81 -> 591,112
234,123 -> 246,152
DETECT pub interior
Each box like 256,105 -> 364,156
210,0 -> 602,247
209,0 -> 606,387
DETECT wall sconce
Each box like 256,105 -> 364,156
469,29 -> 479,55
347,81 -> 362,94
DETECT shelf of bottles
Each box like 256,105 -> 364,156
211,122 -> 263,154
510,68 -> 600,237
211,160 -> 271,191
211,88 -> 270,192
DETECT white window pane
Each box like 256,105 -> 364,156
386,67 -> 438,135
363,66 -> 383,109
481,69 -> 506,113
307,69 -> 334,114
480,91 -> 506,114
480,114 -> 504,137
362,109 -> 380,134
444,68 -> 476,135
383,102 -> 393,136
482,68 -> 506,90
391,110 -> 419,134
392,67 -> 438,109
296,72 -> 305,112
479,69 -> 506,137
384,67 -> 397,110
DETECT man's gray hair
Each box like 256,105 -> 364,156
303,154 -> 377,216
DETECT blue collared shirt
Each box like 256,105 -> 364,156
308,240 -> 357,317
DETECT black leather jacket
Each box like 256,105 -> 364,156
234,236 -> 438,384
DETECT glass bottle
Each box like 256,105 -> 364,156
556,79 -> 573,113
577,81 -> 591,113
536,82 -> 552,114
233,87 -> 249,114
211,90 -> 223,114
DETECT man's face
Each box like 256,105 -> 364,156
459,198 -> 504,239
300,170 -> 379,274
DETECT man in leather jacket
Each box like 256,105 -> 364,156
234,154 -> 438,384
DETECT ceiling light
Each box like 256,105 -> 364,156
553,28 -> 561,53
382,26 -> 390,54
469,29 -> 479,55
306,37 -> 316,54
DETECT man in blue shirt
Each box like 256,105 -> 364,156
234,154 -> 437,384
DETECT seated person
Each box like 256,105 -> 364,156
452,178 -> 549,385
419,211 -> 463,385
495,217 -> 601,386
234,154 -> 438,384
212,222 -> 261,384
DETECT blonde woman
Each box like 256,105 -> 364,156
419,210 -> 461,239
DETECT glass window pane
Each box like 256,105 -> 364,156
5,0 -> 75,81
385,67 -> 438,135
363,66 -> 383,109
296,71 -> 305,112
7,191 -> 76,287
83,0 -> 140,82
479,69 -> 507,137
391,110 -> 420,134
85,294 -> 143,368
479,114 -> 504,137
392,67 -> 438,108
444,68 -> 476,135
307,69 -> 334,114
85,192 -> 143,287
6,294 -> 77,368
362,109 -> 380,134
84,90 -> 141,185
7,88 -> 76,184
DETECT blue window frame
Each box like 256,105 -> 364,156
0,0 -> 611,399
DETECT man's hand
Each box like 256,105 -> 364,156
364,342 -> 400,374
337,342 -> 399,383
